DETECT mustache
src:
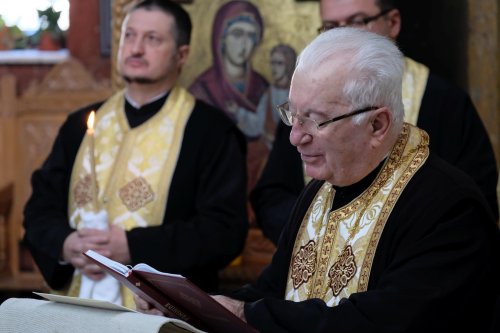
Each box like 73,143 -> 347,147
125,55 -> 148,65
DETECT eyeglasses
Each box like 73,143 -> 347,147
277,101 -> 379,135
317,8 -> 394,33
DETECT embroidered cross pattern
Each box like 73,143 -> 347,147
291,240 -> 317,289
119,176 -> 155,212
73,175 -> 94,207
328,245 -> 357,296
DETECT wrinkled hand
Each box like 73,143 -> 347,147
134,294 -> 164,316
211,295 -> 246,322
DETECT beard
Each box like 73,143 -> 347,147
122,75 -> 158,84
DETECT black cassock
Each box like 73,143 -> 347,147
235,153 -> 500,333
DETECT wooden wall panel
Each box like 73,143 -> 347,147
0,59 -> 112,289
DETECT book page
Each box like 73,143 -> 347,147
0,297 -> 206,333
133,263 -> 183,278
85,249 -> 130,276
34,292 -> 134,312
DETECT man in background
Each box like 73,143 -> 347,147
251,0 -> 499,245
23,0 -> 248,308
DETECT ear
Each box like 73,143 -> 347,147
176,45 -> 190,66
369,107 -> 391,145
386,9 -> 401,40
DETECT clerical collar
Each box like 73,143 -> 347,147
125,91 -> 169,108
124,91 -> 170,128
330,159 -> 386,211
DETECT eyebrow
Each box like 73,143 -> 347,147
289,104 -> 330,117
323,11 -> 371,23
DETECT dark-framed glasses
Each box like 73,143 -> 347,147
277,101 -> 379,135
317,8 -> 394,33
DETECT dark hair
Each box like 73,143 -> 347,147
375,0 -> 396,11
127,0 -> 192,46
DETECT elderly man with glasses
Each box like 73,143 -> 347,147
137,27 -> 500,333
250,0 -> 499,247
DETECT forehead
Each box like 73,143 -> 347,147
320,0 -> 380,19
124,8 -> 173,33
227,20 -> 258,33
290,61 -> 348,108
271,51 -> 285,60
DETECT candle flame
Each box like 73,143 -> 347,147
87,111 -> 95,132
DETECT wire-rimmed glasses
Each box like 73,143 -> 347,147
277,101 -> 379,135
317,8 -> 394,34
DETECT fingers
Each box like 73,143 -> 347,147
106,226 -> 131,264
77,228 -> 110,243
134,294 -> 164,316
211,295 -> 246,322
134,294 -> 150,312
81,263 -> 106,280
62,230 -> 111,264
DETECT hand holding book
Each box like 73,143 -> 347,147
83,250 -> 258,333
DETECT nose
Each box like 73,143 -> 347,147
289,121 -> 312,147
131,37 -> 145,55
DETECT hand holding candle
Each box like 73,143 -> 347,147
86,111 -> 99,212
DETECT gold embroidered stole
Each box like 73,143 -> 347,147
64,86 -> 195,307
402,57 -> 429,125
285,124 -> 429,306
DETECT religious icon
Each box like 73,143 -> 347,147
257,43 -> 297,149
189,1 -> 269,140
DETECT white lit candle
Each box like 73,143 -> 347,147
86,111 -> 98,212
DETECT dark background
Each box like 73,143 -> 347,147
395,0 -> 468,90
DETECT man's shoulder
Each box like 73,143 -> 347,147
65,101 -> 105,124
411,153 -> 491,212
406,57 -> 467,97
424,72 -> 468,98
420,153 -> 477,186
418,71 -> 477,124
188,99 -> 246,147
191,99 -> 237,129
59,100 -> 106,134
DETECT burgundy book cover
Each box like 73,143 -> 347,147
84,251 -> 258,333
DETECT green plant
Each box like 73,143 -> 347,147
38,6 -> 62,37
31,5 -> 64,47
0,15 -> 28,49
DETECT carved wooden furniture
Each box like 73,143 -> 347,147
0,58 -> 112,290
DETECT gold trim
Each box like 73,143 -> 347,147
286,124 -> 430,304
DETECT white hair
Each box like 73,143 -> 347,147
295,27 -> 405,127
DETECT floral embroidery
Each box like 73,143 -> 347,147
328,245 -> 357,296
119,177 -> 155,212
73,175 -> 93,207
291,240 -> 317,289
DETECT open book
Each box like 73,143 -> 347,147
84,250 -> 258,333
1,295 -> 204,333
